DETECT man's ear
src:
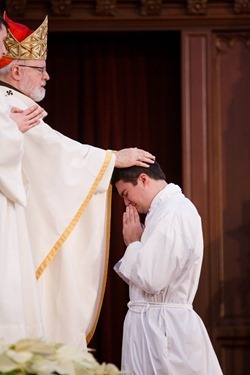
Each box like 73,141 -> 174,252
11,64 -> 22,80
138,173 -> 149,186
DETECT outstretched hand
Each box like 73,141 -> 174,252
115,147 -> 155,168
10,105 -> 45,133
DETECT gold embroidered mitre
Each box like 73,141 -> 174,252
0,12 -> 48,67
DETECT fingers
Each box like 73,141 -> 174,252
23,106 -> 44,131
115,147 -> 155,168
135,149 -> 155,166
27,119 -> 40,127
11,107 -> 23,114
24,105 -> 44,120
122,205 -> 143,245
23,105 -> 39,114
10,105 -> 44,133
135,160 -> 153,167
123,205 -> 139,224
11,105 -> 44,123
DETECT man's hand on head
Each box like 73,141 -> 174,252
115,147 -> 155,168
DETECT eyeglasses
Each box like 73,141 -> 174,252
18,65 -> 47,75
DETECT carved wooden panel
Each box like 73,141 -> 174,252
186,0 -> 208,15
96,0 -> 117,16
51,0 -> 72,16
234,0 -> 250,14
5,0 -> 27,16
140,0 -> 163,16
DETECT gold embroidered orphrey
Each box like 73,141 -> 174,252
5,16 -> 48,60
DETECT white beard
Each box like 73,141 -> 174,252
27,87 -> 46,102
21,79 -> 46,102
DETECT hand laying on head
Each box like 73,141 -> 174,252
10,105 -> 46,133
115,147 -> 155,168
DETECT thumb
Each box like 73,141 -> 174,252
11,107 -> 23,114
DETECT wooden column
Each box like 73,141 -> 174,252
181,29 -> 250,374
181,30 -> 212,329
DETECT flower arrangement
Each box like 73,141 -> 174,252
0,339 -> 120,375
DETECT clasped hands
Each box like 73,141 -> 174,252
122,204 -> 144,246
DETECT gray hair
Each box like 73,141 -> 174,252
0,60 -> 18,77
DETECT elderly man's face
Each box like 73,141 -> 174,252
17,60 -> 50,102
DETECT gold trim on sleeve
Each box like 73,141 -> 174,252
36,150 -> 113,280
86,183 -> 112,343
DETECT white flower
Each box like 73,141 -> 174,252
0,338 -> 121,374
28,357 -> 65,375
105,363 -> 122,374
0,353 -> 19,373
55,345 -> 101,374
0,340 -> 9,355
6,349 -> 32,363
56,344 -> 93,363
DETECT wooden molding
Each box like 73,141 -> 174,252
1,1 -> 250,31
140,0 -> 163,16
215,32 -> 250,54
5,0 -> 27,17
186,0 -> 208,15
50,0 -> 72,16
95,0 -> 117,16
234,0 -> 250,14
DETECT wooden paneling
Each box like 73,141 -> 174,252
212,32 -> 250,374
181,28 -> 250,374
182,29 -> 250,375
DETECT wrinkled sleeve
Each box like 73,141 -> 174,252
0,98 -> 26,206
114,224 -> 193,294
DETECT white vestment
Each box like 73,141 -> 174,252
0,84 -> 115,348
114,183 -> 223,375
0,93 -> 43,343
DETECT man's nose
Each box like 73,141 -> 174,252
44,71 -> 50,80
123,197 -> 130,206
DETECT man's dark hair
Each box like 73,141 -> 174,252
111,161 -> 166,187
0,16 -> 9,30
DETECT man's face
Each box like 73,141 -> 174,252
0,25 -> 7,59
115,175 -> 150,214
17,60 -> 50,102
